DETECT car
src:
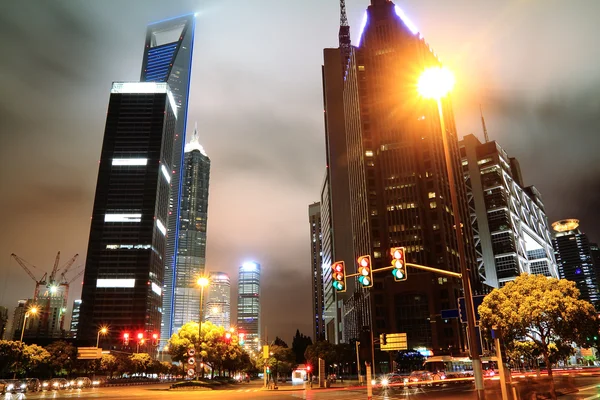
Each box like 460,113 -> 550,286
49,378 -> 70,390
24,378 -> 42,392
0,380 -> 7,395
71,377 -> 92,388
406,371 -> 445,387
4,379 -> 28,393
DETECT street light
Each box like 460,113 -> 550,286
196,276 -> 210,379
20,306 -> 38,342
97,326 -> 108,348
417,66 -> 485,400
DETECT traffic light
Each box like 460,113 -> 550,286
357,255 -> 373,288
266,366 -> 271,374
381,333 -> 387,346
390,247 -> 407,281
137,332 -> 144,341
123,332 -> 130,346
306,365 -> 312,373
225,332 -> 232,341
331,261 -> 347,292
152,333 -> 159,346
359,327 -> 373,361
239,332 -> 245,345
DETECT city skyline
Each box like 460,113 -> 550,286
1,0 -> 599,343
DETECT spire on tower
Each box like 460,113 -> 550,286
339,0 -> 351,75
480,104 -> 490,143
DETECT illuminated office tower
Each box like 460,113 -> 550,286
308,202 -> 325,342
171,125 -> 210,334
205,272 -> 231,329
331,0 -> 482,352
70,300 -> 82,338
237,262 -> 261,345
78,82 -> 178,348
139,14 -> 197,341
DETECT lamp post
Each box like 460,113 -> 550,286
417,66 -> 485,400
97,326 -> 108,348
196,276 -> 209,378
20,306 -> 38,342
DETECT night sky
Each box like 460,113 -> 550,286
1,0 -> 599,344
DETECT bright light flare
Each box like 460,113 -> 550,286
417,67 -> 455,99
29,306 -> 38,315
197,276 -> 209,287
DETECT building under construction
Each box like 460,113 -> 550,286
10,252 -> 82,341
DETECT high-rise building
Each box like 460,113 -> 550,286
78,81 -> 178,348
7,300 -> 28,341
139,14 -> 196,342
0,306 -> 8,340
552,219 -> 599,306
460,134 -> 558,287
328,0 -> 482,353
70,300 -> 82,338
237,262 -> 261,345
309,202 -> 325,342
205,272 -> 231,329
25,284 -> 69,340
171,125 -> 211,334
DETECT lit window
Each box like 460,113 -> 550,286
151,282 -> 162,296
428,192 -> 436,199
156,219 -> 167,236
365,150 -> 373,157
433,224 -> 440,230
462,160 -> 468,166
96,279 -> 135,288
112,158 -> 148,166
430,202 -> 437,209
105,213 -> 142,222
374,251 -> 382,259
161,164 -> 171,183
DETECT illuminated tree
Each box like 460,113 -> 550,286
479,273 -> 597,399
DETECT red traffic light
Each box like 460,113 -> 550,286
225,332 -> 232,340
123,333 -> 130,339
306,365 -> 312,372
137,332 -> 144,340
390,247 -> 407,282
331,261 -> 346,292
357,255 -> 373,287
152,333 -> 159,340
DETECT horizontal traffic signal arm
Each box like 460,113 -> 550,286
346,262 -> 461,279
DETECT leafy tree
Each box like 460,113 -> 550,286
129,353 -> 152,374
479,273 -> 597,399
100,354 -> 118,378
45,340 -> 77,377
291,330 -> 313,364
304,341 -> 336,372
0,340 -> 24,377
274,336 -> 288,348
22,344 -> 50,375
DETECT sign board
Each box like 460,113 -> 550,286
263,345 -> 269,359
380,333 -> 408,351
187,368 -> 195,377
77,347 -> 102,360
581,348 -> 594,358
458,295 -> 486,324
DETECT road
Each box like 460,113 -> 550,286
4,376 -> 600,400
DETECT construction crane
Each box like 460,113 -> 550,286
57,254 -> 80,285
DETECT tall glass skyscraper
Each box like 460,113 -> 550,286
171,125 -> 210,334
139,14 -> 196,342
237,262 -> 261,346
78,82 -> 178,348
205,272 -> 231,329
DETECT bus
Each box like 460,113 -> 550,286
423,356 -> 498,380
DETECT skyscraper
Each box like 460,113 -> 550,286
205,272 -> 231,329
308,202 -> 325,342
70,299 -> 82,338
460,134 -> 558,287
78,82 -> 178,348
171,125 -> 211,334
237,262 -> 261,345
7,300 -> 27,341
139,14 -> 196,342
328,0 -> 481,352
552,219 -> 599,306
0,306 -> 8,340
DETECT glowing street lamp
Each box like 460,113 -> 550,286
97,326 -> 109,348
417,66 -> 484,399
20,306 -> 38,342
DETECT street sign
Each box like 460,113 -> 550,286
380,333 -> 408,351
457,295 -> 486,324
187,357 -> 196,365
263,345 -> 269,359
77,347 -> 102,360
187,348 -> 195,356
187,368 -> 195,377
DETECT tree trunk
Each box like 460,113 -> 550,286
543,352 -> 557,400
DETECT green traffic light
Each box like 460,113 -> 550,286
332,281 -> 345,291
358,276 -> 370,286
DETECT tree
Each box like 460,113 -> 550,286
0,340 -> 24,378
274,336 -> 288,348
479,273 -> 597,399
291,330 -> 313,364
129,353 -> 152,374
304,341 -> 336,372
22,344 -> 51,376
100,354 -> 118,378
45,340 -> 77,377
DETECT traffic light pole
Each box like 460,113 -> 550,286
346,262 -> 461,279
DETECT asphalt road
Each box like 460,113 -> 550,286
4,376 -> 600,400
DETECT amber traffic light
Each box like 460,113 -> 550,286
357,255 -> 373,288
331,261 -> 347,292
391,247 -> 407,281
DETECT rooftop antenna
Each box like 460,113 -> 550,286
339,0 -> 351,74
480,104 -> 490,143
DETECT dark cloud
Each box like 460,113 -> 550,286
0,0 -> 599,344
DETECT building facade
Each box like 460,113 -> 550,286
139,14 -> 196,342
237,262 -> 261,345
78,82 -> 177,348
26,284 -> 69,340
6,300 -> 27,340
0,306 -> 7,340
552,219 -> 599,306
171,125 -> 211,334
337,0 -> 481,352
309,202 -> 325,342
70,299 -> 82,338
205,272 -> 231,329
460,134 -> 558,287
